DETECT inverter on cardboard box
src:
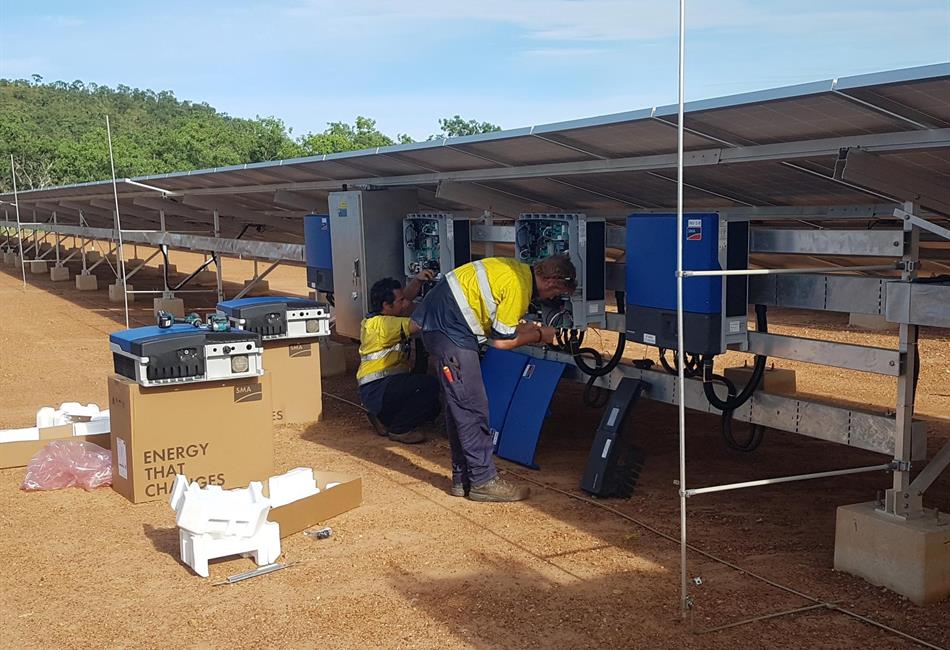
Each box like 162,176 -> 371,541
108,374 -> 274,503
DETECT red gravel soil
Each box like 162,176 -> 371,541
1,249 -> 948,649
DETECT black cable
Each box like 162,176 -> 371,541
701,372 -> 764,452
569,329 -> 626,378
659,348 -> 701,378
583,373 -> 610,409
699,304 -> 770,452
721,414 -> 767,453
702,304 -> 768,412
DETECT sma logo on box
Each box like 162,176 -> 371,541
234,384 -> 263,403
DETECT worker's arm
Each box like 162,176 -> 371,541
403,270 -> 435,301
488,323 -> 556,350
408,320 -> 421,336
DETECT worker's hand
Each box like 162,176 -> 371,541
414,269 -> 436,283
538,326 -> 557,345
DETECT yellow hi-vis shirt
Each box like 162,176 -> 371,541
356,315 -> 411,386
445,257 -> 533,342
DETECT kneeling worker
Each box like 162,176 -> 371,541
411,255 -> 577,502
357,272 -> 441,444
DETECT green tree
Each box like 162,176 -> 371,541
0,76 -> 305,192
429,115 -> 502,139
299,116 -> 406,155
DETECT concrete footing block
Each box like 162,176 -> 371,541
154,297 -> 185,318
241,279 -> 270,296
50,265 -> 70,282
29,260 -> 48,274
320,340 -> 347,378
724,364 -> 797,395
75,273 -> 98,291
85,251 -> 101,263
109,282 -> 135,302
193,270 -> 218,285
849,312 -> 898,331
3,251 -> 17,265
834,502 -> 950,604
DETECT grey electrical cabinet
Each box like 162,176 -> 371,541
328,190 -> 418,339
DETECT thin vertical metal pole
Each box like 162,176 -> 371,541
10,155 -> 27,288
53,211 -> 60,266
106,116 -> 131,329
213,210 -> 224,302
676,0 -> 689,619
80,210 -> 88,273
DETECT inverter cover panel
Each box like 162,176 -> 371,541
481,347 -> 529,451
495,356 -> 566,469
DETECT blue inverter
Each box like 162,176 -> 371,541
625,213 -> 749,356
304,214 -> 333,294
110,324 -> 264,387
216,296 -> 330,340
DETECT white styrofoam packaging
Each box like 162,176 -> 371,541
168,474 -> 281,578
267,467 -> 320,508
0,427 -> 40,444
169,475 -> 272,538
178,522 -> 280,578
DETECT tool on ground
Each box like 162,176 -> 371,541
213,562 -> 293,586
304,527 -> 332,540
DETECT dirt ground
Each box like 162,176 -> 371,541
0,247 -> 948,650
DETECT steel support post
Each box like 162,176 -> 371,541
213,210 -> 224,302
53,212 -> 61,266
884,201 -> 922,517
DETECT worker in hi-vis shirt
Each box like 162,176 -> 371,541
357,271 -> 440,444
410,255 -> 577,502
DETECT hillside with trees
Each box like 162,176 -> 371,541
0,76 -> 500,192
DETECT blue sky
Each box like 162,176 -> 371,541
1,1 -> 948,142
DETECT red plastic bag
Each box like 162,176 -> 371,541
22,440 -> 112,491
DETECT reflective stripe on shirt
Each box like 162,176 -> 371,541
357,366 -> 410,386
446,270 -> 486,341
359,341 -> 404,363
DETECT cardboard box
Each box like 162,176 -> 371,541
108,374 -> 274,503
267,471 -> 361,538
263,339 -> 323,425
0,424 -> 111,470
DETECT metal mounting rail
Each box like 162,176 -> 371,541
0,221 -> 304,263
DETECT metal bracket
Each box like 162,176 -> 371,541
894,208 -> 950,242
889,460 -> 912,473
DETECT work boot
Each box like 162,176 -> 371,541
468,476 -> 530,502
366,412 -> 387,437
388,430 -> 426,444
449,481 -> 469,497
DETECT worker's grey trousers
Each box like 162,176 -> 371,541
421,331 -> 498,487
